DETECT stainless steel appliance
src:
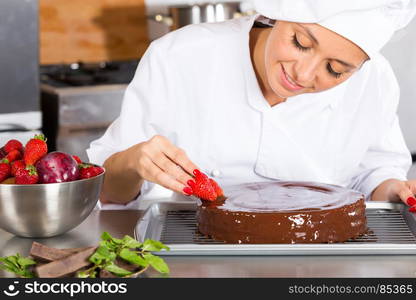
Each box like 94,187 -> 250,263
40,61 -> 138,161
150,2 -> 246,30
0,0 -> 41,145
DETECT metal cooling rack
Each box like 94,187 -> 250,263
134,201 -> 416,255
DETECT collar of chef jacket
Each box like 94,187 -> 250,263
241,31 -> 354,183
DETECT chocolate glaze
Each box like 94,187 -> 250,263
197,181 -> 367,244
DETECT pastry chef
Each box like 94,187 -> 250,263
87,0 -> 416,210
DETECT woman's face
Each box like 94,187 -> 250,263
264,21 -> 369,99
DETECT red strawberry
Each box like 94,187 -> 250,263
79,164 -> 104,179
188,169 -> 218,201
209,178 -> 224,198
0,160 -> 11,182
5,149 -> 21,163
4,139 -> 23,154
15,165 -> 38,184
11,160 -> 26,177
24,134 -> 48,165
72,155 -> 82,164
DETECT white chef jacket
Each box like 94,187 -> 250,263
87,15 -> 411,209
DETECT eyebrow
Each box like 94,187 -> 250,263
332,59 -> 357,69
298,24 -> 358,69
298,24 -> 319,45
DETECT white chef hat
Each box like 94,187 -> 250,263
253,0 -> 416,58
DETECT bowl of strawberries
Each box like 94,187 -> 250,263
0,134 -> 105,238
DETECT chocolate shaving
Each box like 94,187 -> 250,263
30,242 -> 92,262
35,247 -> 96,278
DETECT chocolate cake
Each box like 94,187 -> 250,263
196,181 -> 367,244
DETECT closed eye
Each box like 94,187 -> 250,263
291,34 -> 310,52
326,63 -> 342,78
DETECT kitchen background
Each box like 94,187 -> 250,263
1,0 -> 416,178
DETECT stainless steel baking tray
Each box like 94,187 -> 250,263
134,201 -> 416,255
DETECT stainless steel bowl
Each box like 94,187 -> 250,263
0,169 -> 104,238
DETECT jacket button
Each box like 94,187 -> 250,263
210,169 -> 221,177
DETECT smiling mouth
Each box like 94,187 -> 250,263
280,65 -> 304,91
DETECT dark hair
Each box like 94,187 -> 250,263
253,21 -> 273,28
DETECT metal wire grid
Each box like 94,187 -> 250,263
159,209 -> 416,245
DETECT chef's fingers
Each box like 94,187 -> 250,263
152,135 -> 199,175
397,183 -> 415,206
140,155 -> 190,195
404,180 -> 416,206
164,147 -> 199,177
150,151 -> 193,185
406,179 -> 416,196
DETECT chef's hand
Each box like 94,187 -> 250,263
130,135 -> 198,195
371,179 -> 416,212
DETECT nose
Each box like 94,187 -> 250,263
292,57 -> 320,86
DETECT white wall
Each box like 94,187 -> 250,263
382,16 -> 416,153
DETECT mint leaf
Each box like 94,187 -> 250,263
142,253 -> 170,274
20,269 -> 35,278
119,249 -> 148,268
111,237 -> 123,245
104,263 -> 132,277
101,232 -> 123,246
76,271 -> 90,278
76,266 -> 97,278
92,232 -> 170,277
7,255 -> 19,268
0,259 -> 19,274
122,235 -> 143,249
89,252 -> 103,265
0,257 -> 17,268
96,245 -> 112,258
100,240 -> 117,252
101,231 -> 113,241
0,255 -> 35,278
142,239 -> 170,252
89,245 -> 116,265
17,257 -> 36,267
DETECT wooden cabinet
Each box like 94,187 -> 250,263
40,0 -> 149,64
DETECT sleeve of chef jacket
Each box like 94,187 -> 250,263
87,40 -> 174,209
347,61 -> 412,200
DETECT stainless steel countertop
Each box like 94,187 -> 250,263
1,209 -> 416,278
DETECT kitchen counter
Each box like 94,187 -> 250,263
1,208 -> 416,278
